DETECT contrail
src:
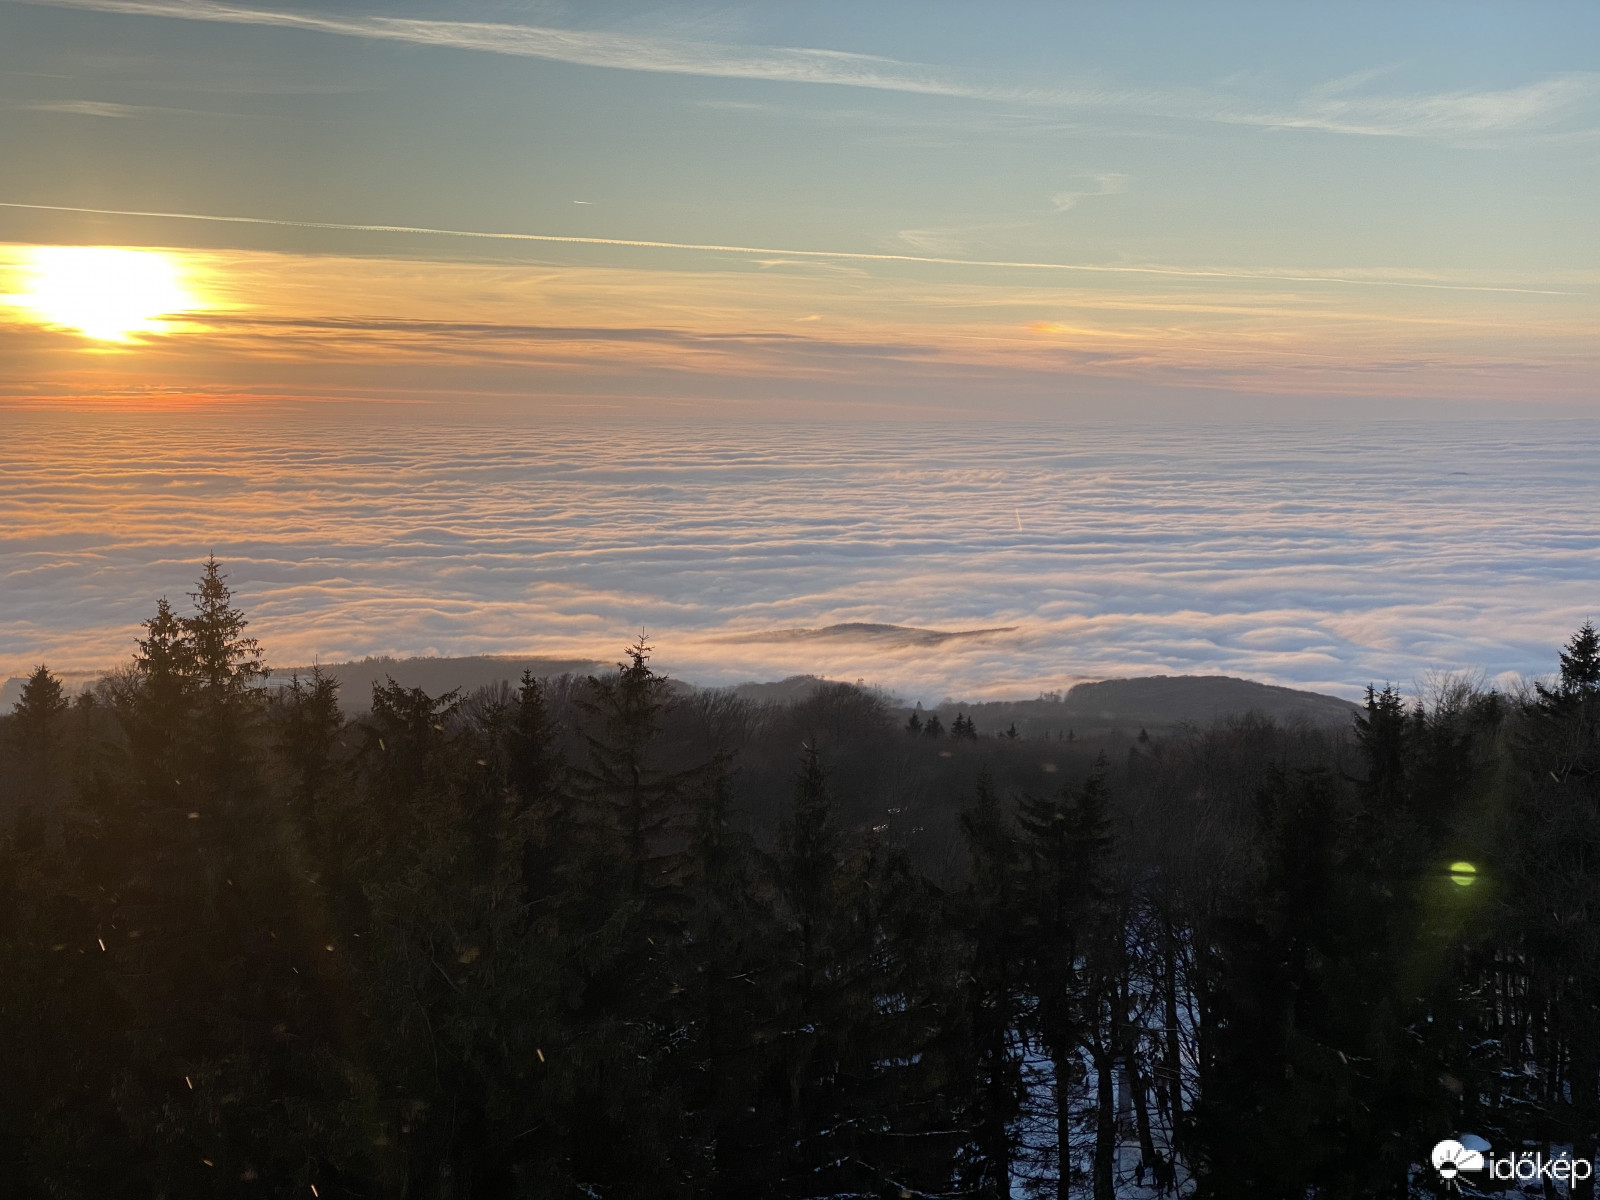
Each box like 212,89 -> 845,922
0,201 -> 1573,295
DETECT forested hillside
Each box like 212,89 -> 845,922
2,561 -> 1598,1199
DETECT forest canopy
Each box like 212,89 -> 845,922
2,561 -> 1598,1199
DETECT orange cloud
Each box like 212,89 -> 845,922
2,242 -> 1596,409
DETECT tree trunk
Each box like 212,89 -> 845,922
1129,1055 -> 1166,1192
1052,1043 -> 1075,1199
1161,915 -> 1186,1127
1094,1046 -> 1116,1200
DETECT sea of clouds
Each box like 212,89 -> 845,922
3,410 -> 1598,705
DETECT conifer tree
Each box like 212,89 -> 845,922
575,636 -> 690,887
770,742 -> 852,1190
55,568 -> 370,1196
184,560 -> 266,813
665,766 -> 775,1194
1188,764 -> 1428,1198
275,666 -> 343,828
958,769 -> 1025,1196
766,742 -> 964,1195
120,594 -> 195,808
559,640 -> 715,1190
6,665 -> 69,843
0,663 -> 102,1191
1016,762 -> 1112,1196
507,670 -> 557,814
9,663 -> 67,746
1497,624 -> 1600,1199
1557,619 -> 1600,698
499,670 -> 568,910
186,556 -> 266,697
1353,683 -> 1409,803
24,575 -> 1600,1196
347,676 -> 530,1194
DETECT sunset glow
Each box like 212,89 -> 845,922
14,246 -> 197,342
2,4 -> 1598,1190
0,0 -> 1596,686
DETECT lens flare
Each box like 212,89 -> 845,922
14,246 -> 197,342
1449,861 -> 1478,887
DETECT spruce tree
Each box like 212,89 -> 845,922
121,594 -> 196,808
766,743 -> 963,1195
1188,764 -> 1431,1198
1558,619 -> 1600,697
667,766 -> 775,1194
186,556 -> 266,696
0,664 -> 104,1191
506,670 -> 557,815
1498,624 -> 1600,1198
560,639 -> 713,1191
1353,683 -> 1408,803
958,769 -> 1025,1196
6,665 -> 69,844
1017,762 -> 1112,1197
9,663 -> 67,742
575,636 -> 693,887
275,666 -> 343,827
770,742 -> 851,1191
58,568 -> 371,1196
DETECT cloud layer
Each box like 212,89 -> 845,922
4,411 -> 1597,704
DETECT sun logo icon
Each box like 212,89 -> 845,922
1432,1137 -> 1487,1186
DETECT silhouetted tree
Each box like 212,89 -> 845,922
958,769 -> 1025,1195
1018,761 -> 1112,1196
5,665 -> 68,845
11,567 -> 1600,1199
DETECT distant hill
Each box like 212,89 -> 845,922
925,675 -> 1360,737
6,656 -> 1357,732
726,675 -> 841,705
715,622 -> 1016,647
1067,675 -> 1358,724
719,671 -> 1358,734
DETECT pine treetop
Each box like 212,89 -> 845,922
13,663 -> 67,724
1559,619 -> 1600,695
186,556 -> 266,694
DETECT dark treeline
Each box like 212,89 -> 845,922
2,560 -> 1599,1199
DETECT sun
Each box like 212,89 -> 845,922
16,246 -> 198,342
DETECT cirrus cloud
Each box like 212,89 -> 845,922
9,0 -> 1597,140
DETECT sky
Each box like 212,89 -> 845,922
0,0 -> 1597,411
1,3 -> 1598,700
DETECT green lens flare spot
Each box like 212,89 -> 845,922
1449,861 -> 1478,887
